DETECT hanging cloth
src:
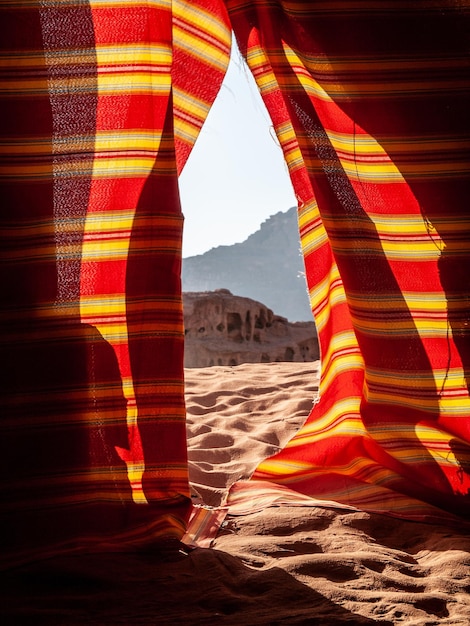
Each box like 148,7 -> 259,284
0,0 -> 231,566
1,1 -> 469,567
226,0 -> 470,521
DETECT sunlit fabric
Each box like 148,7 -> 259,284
1,1 -> 469,566
227,0 -> 470,521
1,0 -> 231,566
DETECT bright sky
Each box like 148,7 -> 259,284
179,41 -> 297,258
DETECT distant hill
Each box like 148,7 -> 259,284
182,207 -> 313,322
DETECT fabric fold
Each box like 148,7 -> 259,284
1,0 -> 469,567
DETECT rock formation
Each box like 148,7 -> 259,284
182,206 -> 313,322
183,289 -> 318,368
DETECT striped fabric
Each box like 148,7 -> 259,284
1,1 -> 469,566
1,0 -> 230,565
227,0 -> 470,520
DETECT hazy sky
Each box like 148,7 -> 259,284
179,42 -> 297,258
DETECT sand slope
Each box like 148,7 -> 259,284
3,362 -> 470,625
185,362 -> 319,507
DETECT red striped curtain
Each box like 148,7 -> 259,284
1,0 -> 231,565
227,1 -> 470,521
1,1 -> 469,565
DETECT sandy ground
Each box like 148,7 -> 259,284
3,362 -> 470,625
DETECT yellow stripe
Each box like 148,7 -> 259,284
369,424 -> 467,469
174,87 -> 211,121
301,226 -> 328,256
325,215 -> 443,237
327,130 -> 470,155
0,50 -> 93,69
91,155 -> 176,178
340,160 -> 470,180
81,242 -> 179,261
96,44 -> 172,67
349,291 -> 451,312
96,130 -> 166,153
0,131 -> 175,158
364,387 -> 467,415
331,238 -> 444,260
287,397 -> 365,445
320,329 -> 362,373
298,198 -> 329,256
80,293 -> 182,315
96,73 -> 171,95
173,24 -> 229,72
258,455 -> 394,489
173,0 -> 231,51
94,44 -> 172,97
351,316 -> 450,337
90,0 -> 171,8
309,263 -> 342,305
320,349 -> 364,395
308,263 -> 348,332
275,122 -> 305,172
312,283 -> 348,333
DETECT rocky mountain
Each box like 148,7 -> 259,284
183,290 -> 318,368
182,206 -> 313,322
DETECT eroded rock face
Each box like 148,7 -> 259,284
182,207 -> 313,322
183,290 -> 319,368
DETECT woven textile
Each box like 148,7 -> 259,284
1,1 -> 469,565
227,0 -> 470,520
1,0 -> 231,565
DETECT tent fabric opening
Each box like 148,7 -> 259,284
1,0 -> 469,566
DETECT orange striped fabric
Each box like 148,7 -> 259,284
1,0 -> 230,566
227,0 -> 470,521
1,0 -> 469,567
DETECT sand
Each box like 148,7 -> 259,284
185,362 -> 319,507
3,362 -> 470,625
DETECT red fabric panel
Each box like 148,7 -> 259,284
227,0 -> 470,519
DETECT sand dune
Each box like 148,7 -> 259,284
185,362 -> 470,625
4,362 -> 470,625
185,362 -> 319,507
